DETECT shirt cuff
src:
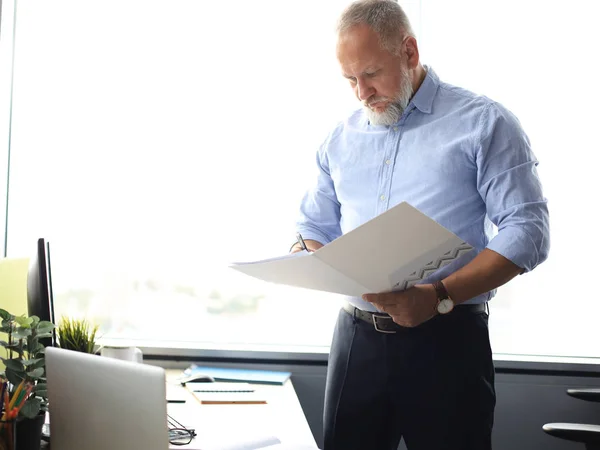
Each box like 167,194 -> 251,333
294,228 -> 333,248
486,226 -> 540,273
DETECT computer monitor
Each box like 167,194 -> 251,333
27,238 -> 56,347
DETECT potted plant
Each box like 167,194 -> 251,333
0,308 -> 54,450
56,317 -> 99,354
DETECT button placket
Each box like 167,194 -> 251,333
378,126 -> 397,210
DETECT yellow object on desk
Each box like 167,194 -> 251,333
0,258 -> 29,317
187,382 -> 268,405
0,258 -> 29,373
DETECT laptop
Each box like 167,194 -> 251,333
46,347 -> 169,450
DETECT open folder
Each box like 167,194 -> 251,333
230,202 -> 474,296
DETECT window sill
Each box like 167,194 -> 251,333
96,337 -> 600,373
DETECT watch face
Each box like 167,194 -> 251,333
437,299 -> 454,314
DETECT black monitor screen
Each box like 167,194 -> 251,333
27,238 -> 56,347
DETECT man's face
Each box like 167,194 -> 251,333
337,24 -> 413,126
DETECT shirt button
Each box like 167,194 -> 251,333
393,127 -> 398,132
385,160 -> 391,165
380,195 -> 385,201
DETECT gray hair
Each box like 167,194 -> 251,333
337,0 -> 415,55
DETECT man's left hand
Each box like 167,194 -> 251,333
362,284 -> 439,328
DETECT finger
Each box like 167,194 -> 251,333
362,292 -> 400,306
362,293 -> 378,303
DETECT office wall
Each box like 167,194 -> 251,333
153,356 -> 600,450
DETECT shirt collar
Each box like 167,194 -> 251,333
362,65 -> 439,127
410,65 -> 438,115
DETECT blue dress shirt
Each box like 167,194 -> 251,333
296,67 -> 550,311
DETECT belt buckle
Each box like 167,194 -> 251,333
372,314 -> 397,334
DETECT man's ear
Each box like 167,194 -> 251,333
404,36 -> 420,70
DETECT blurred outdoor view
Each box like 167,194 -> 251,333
3,0 -> 599,358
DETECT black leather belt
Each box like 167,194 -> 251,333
342,302 -> 487,333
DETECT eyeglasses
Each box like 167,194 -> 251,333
167,414 -> 196,446
169,428 -> 194,446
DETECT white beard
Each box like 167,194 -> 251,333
364,66 -> 414,127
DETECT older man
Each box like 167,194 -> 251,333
291,1 -> 549,449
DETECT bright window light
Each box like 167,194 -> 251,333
4,0 -> 599,358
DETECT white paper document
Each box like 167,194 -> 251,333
171,435 -> 282,450
230,202 -> 473,296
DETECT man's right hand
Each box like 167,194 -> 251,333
290,239 -> 324,254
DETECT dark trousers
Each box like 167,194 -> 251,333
323,306 -> 495,450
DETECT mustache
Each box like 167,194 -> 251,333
364,96 -> 390,108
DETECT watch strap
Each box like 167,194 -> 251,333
433,280 -> 451,301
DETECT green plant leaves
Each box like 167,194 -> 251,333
0,340 -> 20,350
22,358 -> 45,369
33,382 -> 47,393
33,382 -> 48,398
57,317 -> 99,354
1,308 -> 51,418
34,388 -> 48,398
1,358 -> 24,372
27,367 -> 45,378
5,368 -> 25,386
19,397 -> 42,419
35,332 -> 53,339
0,309 -> 54,418
14,315 -> 33,327
37,321 -> 55,333
12,328 -> 32,339
21,358 -> 43,367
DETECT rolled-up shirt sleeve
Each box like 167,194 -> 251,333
476,103 -> 550,273
295,137 -> 342,246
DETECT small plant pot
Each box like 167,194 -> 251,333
15,414 -> 45,450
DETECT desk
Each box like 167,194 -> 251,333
165,370 -> 318,449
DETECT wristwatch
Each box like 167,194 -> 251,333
433,280 -> 454,314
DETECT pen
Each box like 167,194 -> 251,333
10,384 -> 33,418
8,380 -> 25,411
0,379 -> 6,419
296,232 -> 308,252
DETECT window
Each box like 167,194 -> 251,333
0,0 -> 16,253
3,0 -> 599,358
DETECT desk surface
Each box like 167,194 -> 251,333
165,370 -> 317,449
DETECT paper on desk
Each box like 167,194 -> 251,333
191,385 -> 268,404
262,445 -> 320,450
172,435 -> 281,450
166,383 -> 190,402
230,202 -> 473,296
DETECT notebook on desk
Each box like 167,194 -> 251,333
182,364 -> 291,385
188,382 -> 268,405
